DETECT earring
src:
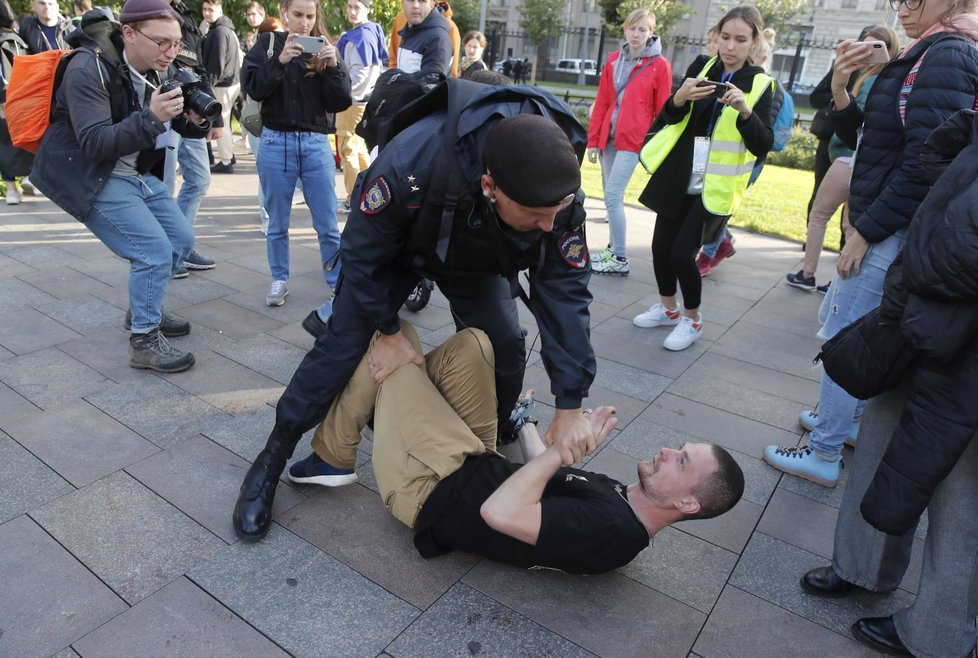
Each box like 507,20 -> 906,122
483,190 -> 490,198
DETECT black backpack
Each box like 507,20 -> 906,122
355,69 -> 445,151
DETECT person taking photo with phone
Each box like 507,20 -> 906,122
633,5 -> 774,352
241,0 -> 352,308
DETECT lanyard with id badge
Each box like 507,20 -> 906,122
687,71 -> 734,194
129,66 -> 173,149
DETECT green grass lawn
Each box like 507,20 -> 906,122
579,159 -> 845,250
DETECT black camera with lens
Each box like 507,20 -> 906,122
159,69 -> 222,122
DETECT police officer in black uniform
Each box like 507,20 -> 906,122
233,81 -> 598,542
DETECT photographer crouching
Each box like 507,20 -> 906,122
31,0 -> 220,372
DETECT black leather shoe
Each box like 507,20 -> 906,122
210,161 -> 234,174
800,566 -> 856,597
233,445 -> 287,542
302,309 -> 327,338
851,616 -> 911,656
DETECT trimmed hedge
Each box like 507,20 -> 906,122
766,129 -> 817,171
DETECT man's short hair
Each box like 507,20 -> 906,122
687,445 -> 744,520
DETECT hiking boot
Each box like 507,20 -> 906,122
762,444 -> 841,487
709,237 -> 736,266
125,309 -> 190,337
787,270 -> 817,291
129,329 -> 195,373
288,452 -> 358,486
592,255 -> 629,276
799,410 -> 860,448
265,280 -> 288,306
633,303 -> 681,328
184,250 -> 216,270
5,186 -> 21,205
592,244 -> 612,262
696,252 -> 712,277
173,266 -> 189,279
233,427 -> 295,542
663,313 -> 703,351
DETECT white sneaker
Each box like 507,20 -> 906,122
592,245 -> 612,262
663,313 -> 703,351
20,177 -> 36,196
633,303 -> 681,328
265,280 -> 288,306
592,256 -> 629,276
5,186 -> 21,205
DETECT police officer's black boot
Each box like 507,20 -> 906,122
233,427 -> 294,541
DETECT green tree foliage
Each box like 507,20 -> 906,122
518,0 -> 565,78
715,0 -> 812,37
599,0 -> 690,40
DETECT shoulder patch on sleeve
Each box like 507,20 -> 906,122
558,230 -> 588,269
360,176 -> 393,215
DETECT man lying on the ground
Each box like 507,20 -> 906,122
285,322 -> 745,574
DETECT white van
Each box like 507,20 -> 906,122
555,58 -> 598,75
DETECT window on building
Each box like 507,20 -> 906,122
772,53 -> 806,82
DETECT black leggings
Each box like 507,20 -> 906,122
651,194 -> 706,311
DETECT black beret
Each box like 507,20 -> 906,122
484,114 -> 581,207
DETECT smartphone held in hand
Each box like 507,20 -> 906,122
696,80 -> 727,99
293,35 -> 326,54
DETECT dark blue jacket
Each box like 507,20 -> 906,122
396,9 -> 452,76
831,33 -> 978,244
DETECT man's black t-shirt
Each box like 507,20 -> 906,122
414,453 -> 650,574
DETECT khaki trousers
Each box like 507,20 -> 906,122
212,83 -> 240,163
334,104 -> 369,204
311,321 -> 498,528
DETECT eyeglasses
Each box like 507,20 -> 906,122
132,26 -> 183,53
888,0 -> 924,11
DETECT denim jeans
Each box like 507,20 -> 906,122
163,133 -> 211,227
83,174 -> 194,332
809,231 -> 905,458
258,129 -> 341,289
701,226 -> 732,259
598,144 -> 639,258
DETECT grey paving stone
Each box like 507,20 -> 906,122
0,275 -> 58,308
0,515 -> 127,657
153,317 -> 239,357
34,293 -> 126,336
164,275 -> 240,306
711,322 -> 824,381
387,582 -> 596,657
17,265 -> 116,301
694,585 -> 878,658
638,393 -> 799,460
620,525 -> 738,614
0,347 -> 110,410
6,401 -> 159,488
189,526 -> 419,656
72,577 -> 289,657
55,327 -> 148,384
693,352 -> 820,405
177,298 -> 287,340
729,533 -> 915,636
186,260 -> 268,293
0,305 -> 80,355
6,243 -> 85,269
591,357 -> 672,403
0,380 -> 38,428
0,432 -> 74,524
198,404 -> 294,461
212,332 -> 307,385
50,647 -> 81,658
589,318 -> 694,380
0,251 -> 35,276
280,482 -> 480,609
127,435 -> 306,544
69,256 -> 132,288
757,488 -> 839,560
85,376 -> 232,449
223,285 -> 317,325
463,560 -> 705,658
31,471 -> 225,604
166,350 -> 283,415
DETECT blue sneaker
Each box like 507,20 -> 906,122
799,410 -> 860,448
786,270 -> 817,291
763,444 -> 842,488
288,452 -> 357,487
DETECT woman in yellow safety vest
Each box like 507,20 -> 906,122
633,5 -> 774,351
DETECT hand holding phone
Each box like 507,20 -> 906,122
843,39 -> 889,66
293,35 -> 326,54
696,80 -> 727,99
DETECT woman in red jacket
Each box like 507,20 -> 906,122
587,8 -> 672,275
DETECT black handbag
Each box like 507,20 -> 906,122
809,106 -> 834,141
814,307 -> 917,400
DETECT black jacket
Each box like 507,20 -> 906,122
170,0 -> 204,73
638,55 -> 774,221
18,14 -> 72,53
340,80 -> 595,408
201,14 -> 239,87
30,14 -> 209,220
830,33 -> 978,245
396,9 -> 452,75
242,31 -> 352,134
859,110 -> 978,536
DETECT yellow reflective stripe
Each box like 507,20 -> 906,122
706,161 -> 755,176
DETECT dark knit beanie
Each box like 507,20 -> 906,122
484,114 -> 581,207
119,0 -> 181,24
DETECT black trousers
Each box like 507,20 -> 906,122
273,267 -> 525,446
651,194 -> 707,311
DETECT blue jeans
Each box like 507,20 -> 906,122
258,129 -> 340,289
163,133 -> 211,227
701,227 -> 732,259
809,231 -> 905,458
598,144 -> 639,259
84,175 -> 194,332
